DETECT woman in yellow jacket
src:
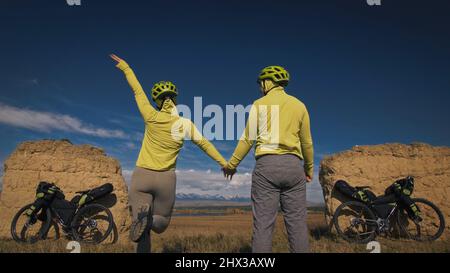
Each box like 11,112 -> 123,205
110,54 -> 227,253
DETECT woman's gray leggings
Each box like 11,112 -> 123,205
129,166 -> 176,234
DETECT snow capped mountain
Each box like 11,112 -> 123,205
176,193 -> 251,202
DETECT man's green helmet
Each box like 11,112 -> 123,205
151,81 -> 178,102
257,66 -> 290,86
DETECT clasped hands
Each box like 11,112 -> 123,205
222,165 -> 237,181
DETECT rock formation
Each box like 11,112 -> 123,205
319,143 -> 449,239
0,139 -> 131,241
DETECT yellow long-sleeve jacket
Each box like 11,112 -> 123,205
116,60 -> 227,171
227,86 -> 314,177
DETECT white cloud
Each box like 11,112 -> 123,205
122,169 -> 134,185
307,176 -> 325,204
0,103 -> 128,139
175,169 -> 252,196
125,142 -> 137,149
30,78 -> 39,86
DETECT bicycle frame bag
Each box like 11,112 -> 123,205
76,183 -> 113,206
335,180 -> 376,203
373,203 -> 396,218
371,194 -> 397,218
51,198 -> 77,226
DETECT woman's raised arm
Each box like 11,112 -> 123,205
110,54 -> 157,122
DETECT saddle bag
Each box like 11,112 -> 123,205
73,183 -> 114,206
335,180 -> 376,203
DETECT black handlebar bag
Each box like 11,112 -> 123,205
27,182 -> 65,218
384,177 -> 420,219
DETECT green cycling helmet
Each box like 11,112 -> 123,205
257,66 -> 290,86
151,81 -> 178,102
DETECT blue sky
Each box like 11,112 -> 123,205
0,0 -> 449,203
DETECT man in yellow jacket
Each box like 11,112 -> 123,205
110,54 -> 228,253
224,66 -> 314,253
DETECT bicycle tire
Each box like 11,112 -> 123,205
10,204 -> 51,244
397,198 -> 445,241
71,203 -> 114,244
333,200 -> 377,244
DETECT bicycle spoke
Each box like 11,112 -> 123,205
397,198 -> 444,241
334,201 -> 376,243
71,204 -> 113,244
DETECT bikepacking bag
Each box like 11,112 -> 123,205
26,182 -> 65,217
385,176 -> 414,197
373,203 -> 396,218
334,180 -> 376,203
36,181 -> 65,201
371,194 -> 397,218
385,177 -> 420,219
51,198 -> 77,226
73,183 -> 114,206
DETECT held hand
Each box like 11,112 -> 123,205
306,175 -> 313,183
222,167 -> 236,181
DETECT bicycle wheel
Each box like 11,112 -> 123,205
333,201 -> 377,244
397,198 -> 445,241
10,204 -> 51,244
71,203 -> 114,244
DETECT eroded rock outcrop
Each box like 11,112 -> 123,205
0,140 -> 131,241
319,143 -> 450,238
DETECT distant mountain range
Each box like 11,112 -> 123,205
175,193 -> 324,208
176,193 -> 251,202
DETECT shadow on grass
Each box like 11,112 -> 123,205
309,225 -> 340,241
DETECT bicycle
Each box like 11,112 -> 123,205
333,186 -> 445,244
11,184 -> 115,244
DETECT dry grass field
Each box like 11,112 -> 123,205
0,211 -> 448,253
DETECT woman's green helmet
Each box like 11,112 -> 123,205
257,66 -> 290,86
151,81 -> 178,108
